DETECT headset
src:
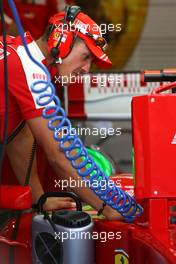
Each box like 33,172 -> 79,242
49,5 -> 82,63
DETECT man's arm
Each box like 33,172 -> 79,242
6,123 -> 44,202
27,117 -> 122,220
6,123 -> 76,211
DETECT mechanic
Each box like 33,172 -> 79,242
0,5 -> 122,220
1,0 -> 68,38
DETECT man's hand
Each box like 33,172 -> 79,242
43,197 -> 76,211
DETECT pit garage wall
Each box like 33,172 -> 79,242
125,0 -> 176,70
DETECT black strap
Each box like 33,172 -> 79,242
97,202 -> 106,216
7,121 -> 26,145
9,138 -> 37,263
6,124 -> 37,263
0,120 -> 26,164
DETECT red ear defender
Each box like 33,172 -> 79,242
47,22 -> 74,62
47,6 -> 81,63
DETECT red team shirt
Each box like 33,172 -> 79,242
0,32 -> 57,189
0,31 -> 63,192
0,32 -> 48,139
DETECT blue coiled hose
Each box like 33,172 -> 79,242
8,0 -> 143,222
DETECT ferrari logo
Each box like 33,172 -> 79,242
115,249 -> 129,264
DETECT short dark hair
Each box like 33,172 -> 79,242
42,24 -> 53,41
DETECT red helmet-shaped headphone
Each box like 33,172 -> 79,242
47,5 -> 112,68
47,5 -> 81,63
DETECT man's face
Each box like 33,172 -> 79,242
56,39 -> 94,84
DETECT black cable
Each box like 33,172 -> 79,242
9,139 -> 37,264
0,2 -> 14,263
24,139 -> 36,186
0,0 -> 9,183
0,1 -> 37,263
0,1 -> 38,262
